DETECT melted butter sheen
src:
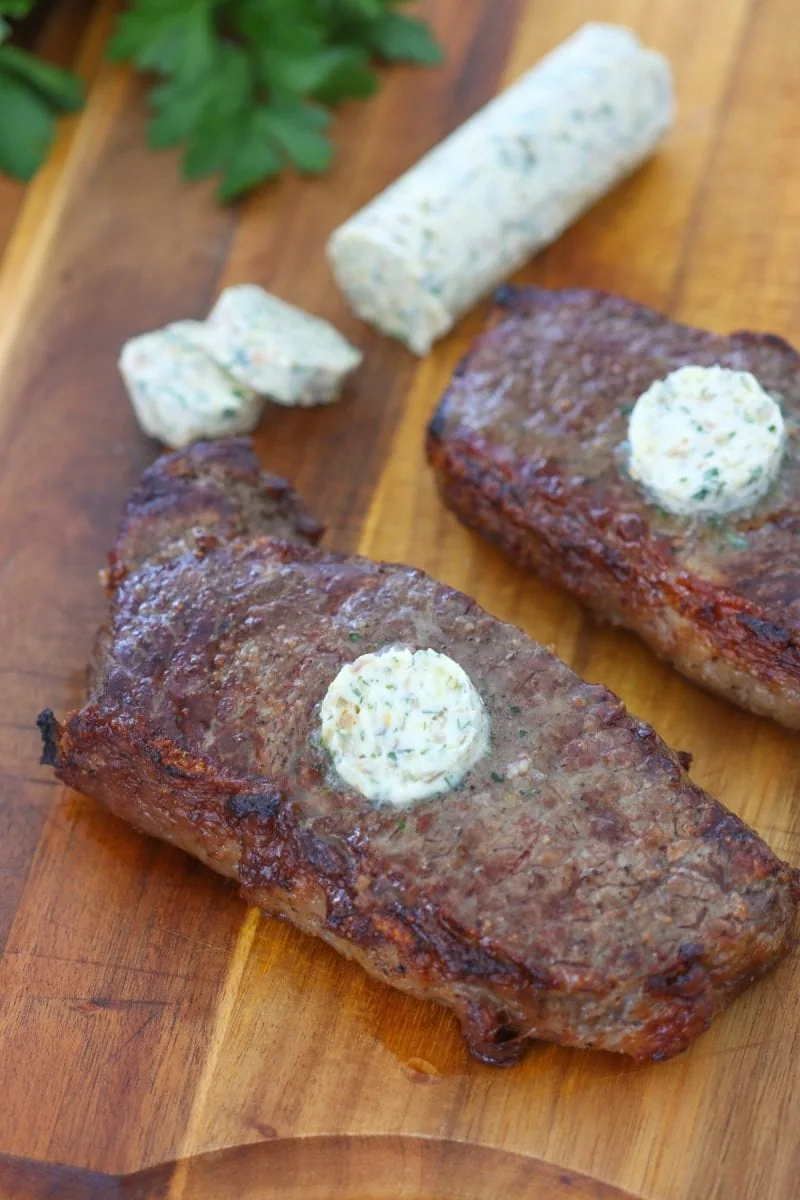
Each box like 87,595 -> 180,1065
319,647 -> 490,806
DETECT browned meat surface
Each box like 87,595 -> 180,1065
38,439 -> 799,1064
426,287 -> 800,727
111,436 -> 324,580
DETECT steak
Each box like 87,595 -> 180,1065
110,436 -> 324,575
38,438 -> 799,1063
426,286 -> 800,727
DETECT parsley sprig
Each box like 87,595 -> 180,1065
108,0 -> 443,201
0,0 -> 84,181
0,0 -> 441,199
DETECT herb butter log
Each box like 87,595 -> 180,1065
327,23 -> 673,354
38,439 -> 799,1064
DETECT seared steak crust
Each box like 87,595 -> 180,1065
111,437 -> 324,580
426,287 -> 800,726
39,440 -> 799,1063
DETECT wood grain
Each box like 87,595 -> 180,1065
0,2 -> 798,1198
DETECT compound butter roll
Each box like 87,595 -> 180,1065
327,23 -> 674,355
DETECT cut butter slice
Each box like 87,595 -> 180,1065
203,285 -> 362,407
628,365 -> 785,517
118,326 -> 263,450
319,646 -> 490,806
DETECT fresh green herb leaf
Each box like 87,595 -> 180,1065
0,1 -> 37,16
260,44 -> 367,98
109,2 -> 216,80
147,73 -> 219,149
370,12 -> 443,64
0,71 -> 55,180
232,0 -> 324,54
219,107 -> 283,201
176,42 -> 255,176
0,0 -> 85,183
260,101 -> 334,173
349,631 -> 362,642
0,0 -> 443,193
103,0 -> 444,201
395,818 -> 406,832
0,45 -> 84,111
313,48 -> 378,105
183,112 -> 241,179
490,771 -> 504,783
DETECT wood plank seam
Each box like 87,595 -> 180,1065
165,906 -> 261,1200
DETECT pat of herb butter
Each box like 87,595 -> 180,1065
319,646 -> 490,806
203,285 -> 362,407
118,325 -> 263,450
628,365 -> 785,517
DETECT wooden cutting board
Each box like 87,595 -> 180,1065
1,1 -> 798,1197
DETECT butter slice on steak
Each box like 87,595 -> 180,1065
39,439 -> 798,1063
427,286 -> 800,727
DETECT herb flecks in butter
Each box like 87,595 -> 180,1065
319,645 -> 490,807
628,365 -> 785,517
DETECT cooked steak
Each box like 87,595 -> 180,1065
427,286 -> 800,727
110,437 -> 324,578
38,439 -> 798,1063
